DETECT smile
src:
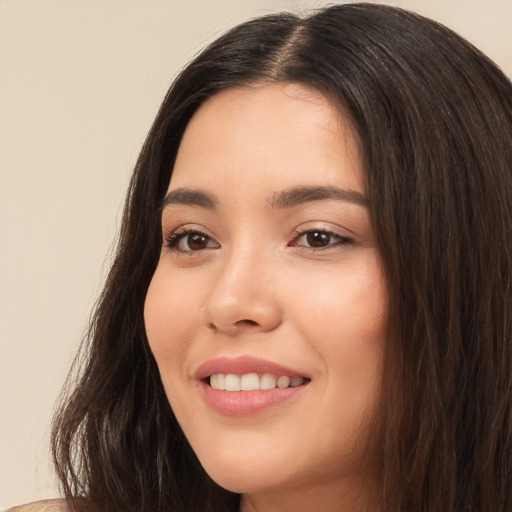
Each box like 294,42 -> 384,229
196,356 -> 310,415
209,373 -> 306,391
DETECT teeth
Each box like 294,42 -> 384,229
240,373 -> 259,391
209,373 -> 305,391
260,373 -> 277,390
225,374 -> 241,391
290,377 -> 304,387
276,376 -> 290,388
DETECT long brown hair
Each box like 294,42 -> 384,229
52,4 -> 512,511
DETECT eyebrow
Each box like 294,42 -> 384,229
161,185 -> 368,211
161,188 -> 217,210
268,186 -> 368,208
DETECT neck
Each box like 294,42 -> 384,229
240,476 -> 379,512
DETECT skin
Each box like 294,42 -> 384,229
144,83 -> 387,512
7,500 -> 70,511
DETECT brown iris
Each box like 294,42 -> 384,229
305,231 -> 332,248
187,233 -> 210,250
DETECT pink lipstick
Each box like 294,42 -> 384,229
196,356 -> 310,416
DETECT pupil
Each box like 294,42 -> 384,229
189,234 -> 207,250
307,231 -> 329,247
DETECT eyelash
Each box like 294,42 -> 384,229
164,227 -> 352,254
290,229 -> 353,250
164,228 -> 218,253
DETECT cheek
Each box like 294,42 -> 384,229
144,269 -> 199,375
291,257 -> 387,345
288,257 -> 386,398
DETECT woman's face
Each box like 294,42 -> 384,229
144,83 -> 387,504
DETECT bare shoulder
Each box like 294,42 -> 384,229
7,499 -> 71,512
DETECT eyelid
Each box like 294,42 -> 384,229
290,227 -> 353,249
164,226 -> 220,253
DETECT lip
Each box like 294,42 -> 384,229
195,356 -> 310,416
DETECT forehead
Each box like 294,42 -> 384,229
170,83 -> 363,194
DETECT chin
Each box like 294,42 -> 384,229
194,444 -> 298,494
197,453 -> 273,493
206,468 -> 296,495
208,472 -> 261,494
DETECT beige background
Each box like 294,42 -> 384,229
1,0 -> 511,508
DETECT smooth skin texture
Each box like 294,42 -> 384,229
144,83 -> 387,512
7,500 -> 70,511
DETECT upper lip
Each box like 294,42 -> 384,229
195,355 -> 308,380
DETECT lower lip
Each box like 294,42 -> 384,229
200,381 -> 307,416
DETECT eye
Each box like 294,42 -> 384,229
292,230 -> 351,249
165,229 -> 219,253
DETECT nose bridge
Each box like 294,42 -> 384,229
201,239 -> 281,334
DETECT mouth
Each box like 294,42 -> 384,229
208,373 -> 308,391
196,356 -> 311,415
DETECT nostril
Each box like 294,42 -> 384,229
235,319 -> 258,327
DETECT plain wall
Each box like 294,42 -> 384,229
1,0 -> 511,507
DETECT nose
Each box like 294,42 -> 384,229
200,248 -> 282,336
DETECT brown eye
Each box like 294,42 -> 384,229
184,233 -> 209,251
166,230 -> 219,252
294,230 -> 351,249
306,231 -> 331,247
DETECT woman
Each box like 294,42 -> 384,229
13,2 -> 512,511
